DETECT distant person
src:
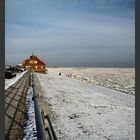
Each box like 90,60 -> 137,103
59,73 -> 61,76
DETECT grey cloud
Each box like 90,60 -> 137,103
5,0 -> 135,67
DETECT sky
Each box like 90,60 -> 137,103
5,0 -> 135,67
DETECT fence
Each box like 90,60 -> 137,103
30,69 -> 58,140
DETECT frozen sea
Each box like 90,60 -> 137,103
36,68 -> 135,140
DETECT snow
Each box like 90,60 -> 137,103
36,68 -> 135,140
48,67 -> 135,95
5,71 -> 27,90
23,86 -> 37,140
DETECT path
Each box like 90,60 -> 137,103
5,71 -> 30,140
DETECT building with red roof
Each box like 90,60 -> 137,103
22,53 -> 46,73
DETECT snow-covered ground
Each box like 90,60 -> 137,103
49,67 -> 135,95
5,71 -> 27,90
23,86 -> 37,140
36,68 -> 135,140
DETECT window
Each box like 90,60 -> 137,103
34,61 -> 37,64
30,60 -> 37,64
35,65 -> 38,69
41,66 -> 43,69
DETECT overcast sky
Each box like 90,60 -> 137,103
5,0 -> 135,67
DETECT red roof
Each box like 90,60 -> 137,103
24,55 -> 46,65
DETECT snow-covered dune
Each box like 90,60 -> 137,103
36,68 -> 135,140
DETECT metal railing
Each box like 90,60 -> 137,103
31,71 -> 47,140
30,69 -> 58,140
47,115 -> 58,140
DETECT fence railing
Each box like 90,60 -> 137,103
30,69 -> 58,140
31,70 -> 47,140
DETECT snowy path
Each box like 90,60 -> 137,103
36,70 -> 135,140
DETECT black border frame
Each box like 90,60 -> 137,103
0,0 -> 5,139
136,0 -> 139,139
